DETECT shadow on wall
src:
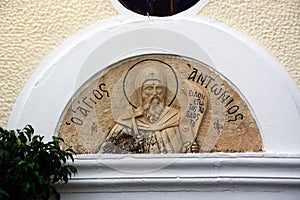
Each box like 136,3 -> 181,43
119,0 -> 200,16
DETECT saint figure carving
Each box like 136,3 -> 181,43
101,61 -> 206,154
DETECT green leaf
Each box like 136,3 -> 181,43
23,182 -> 31,193
68,165 -> 78,175
18,160 -> 26,166
0,125 -> 77,199
24,130 -> 32,142
0,187 -> 9,198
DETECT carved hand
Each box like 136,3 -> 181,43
191,141 -> 199,153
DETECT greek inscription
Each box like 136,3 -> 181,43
77,106 -> 90,117
188,103 -> 197,112
68,83 -> 109,126
186,89 -> 206,127
82,97 -> 93,109
187,64 -> 244,122
198,105 -> 205,113
228,105 -> 239,114
188,68 -> 198,82
205,76 -> 215,89
89,97 -> 97,104
224,98 -> 234,108
99,83 -> 110,97
228,113 -> 244,122
196,72 -> 207,86
210,83 -> 223,96
213,120 -> 223,134
218,91 -> 231,104
91,122 -> 98,134
71,117 -> 83,125
93,89 -> 103,100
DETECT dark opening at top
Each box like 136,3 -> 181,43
119,0 -> 200,17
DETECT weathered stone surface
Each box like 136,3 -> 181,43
58,54 -> 262,154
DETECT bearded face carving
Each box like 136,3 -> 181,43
141,79 -> 165,123
134,64 -> 168,124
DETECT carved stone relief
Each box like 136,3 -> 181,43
58,54 -> 263,154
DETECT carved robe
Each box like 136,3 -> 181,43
101,106 -> 186,153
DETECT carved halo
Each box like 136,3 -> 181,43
123,59 -> 178,109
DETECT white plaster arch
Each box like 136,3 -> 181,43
8,16 -> 300,154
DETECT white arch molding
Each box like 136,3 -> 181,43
8,16 -> 300,199
8,17 -> 300,153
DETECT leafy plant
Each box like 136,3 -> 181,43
0,125 -> 77,200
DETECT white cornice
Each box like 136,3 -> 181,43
58,153 -> 300,193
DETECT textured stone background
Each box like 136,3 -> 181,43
0,0 -> 299,128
